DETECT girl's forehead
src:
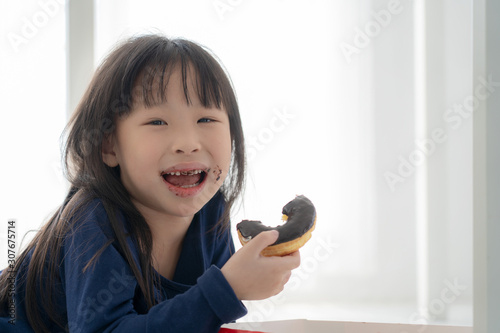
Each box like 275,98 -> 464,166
130,62 -> 227,113
131,65 -> 194,107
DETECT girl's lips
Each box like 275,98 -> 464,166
160,163 -> 210,198
162,172 -> 207,197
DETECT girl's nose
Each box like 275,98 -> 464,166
171,125 -> 202,155
175,145 -> 200,154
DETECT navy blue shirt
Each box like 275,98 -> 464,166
0,193 -> 247,332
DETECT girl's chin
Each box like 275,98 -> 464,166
167,187 -> 219,215
166,201 -> 206,219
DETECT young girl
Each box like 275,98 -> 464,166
0,34 -> 300,332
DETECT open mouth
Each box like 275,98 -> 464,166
161,169 -> 207,188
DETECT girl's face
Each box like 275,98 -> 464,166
102,67 -> 232,222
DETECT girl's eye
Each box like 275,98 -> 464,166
198,118 -> 214,123
150,120 -> 166,126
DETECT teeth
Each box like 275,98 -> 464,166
165,169 -> 203,176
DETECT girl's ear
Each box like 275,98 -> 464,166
102,134 -> 119,167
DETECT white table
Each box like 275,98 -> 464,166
223,319 -> 473,333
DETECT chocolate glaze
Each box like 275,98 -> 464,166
236,195 -> 316,245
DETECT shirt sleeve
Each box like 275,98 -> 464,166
62,204 -> 246,333
211,225 -> 236,268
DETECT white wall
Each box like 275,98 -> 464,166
0,0 -> 68,262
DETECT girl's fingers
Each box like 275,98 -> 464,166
272,250 -> 301,269
283,271 -> 292,285
245,230 -> 279,255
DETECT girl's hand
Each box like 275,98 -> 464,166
221,230 -> 301,300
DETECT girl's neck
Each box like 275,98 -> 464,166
132,199 -> 194,279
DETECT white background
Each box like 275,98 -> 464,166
0,0 -> 473,326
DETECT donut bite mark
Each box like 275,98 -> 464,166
236,195 -> 316,257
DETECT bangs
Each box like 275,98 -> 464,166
129,39 -> 227,112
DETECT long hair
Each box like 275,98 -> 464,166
0,34 -> 246,332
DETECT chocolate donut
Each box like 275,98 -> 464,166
236,195 -> 316,256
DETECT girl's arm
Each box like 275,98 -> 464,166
63,201 -> 299,332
